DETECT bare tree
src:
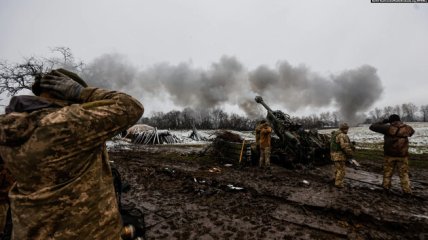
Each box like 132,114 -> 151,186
401,103 -> 418,122
369,107 -> 383,122
420,105 -> 428,122
0,57 -> 45,96
383,106 -> 394,118
163,110 -> 181,129
0,47 -> 83,96
393,105 -> 402,117
332,111 -> 340,127
211,108 -> 228,129
319,112 -> 333,127
45,47 -> 84,71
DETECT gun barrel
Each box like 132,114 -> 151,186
255,96 -> 273,112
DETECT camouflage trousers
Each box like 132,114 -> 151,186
0,203 -> 8,235
383,156 -> 411,193
259,147 -> 271,168
333,161 -> 346,187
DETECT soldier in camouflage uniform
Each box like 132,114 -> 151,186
0,69 -> 144,239
330,123 -> 354,188
369,114 -> 414,194
255,120 -> 266,160
259,121 -> 272,169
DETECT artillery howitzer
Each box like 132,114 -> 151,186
255,96 -> 330,167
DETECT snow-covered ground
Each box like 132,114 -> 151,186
169,129 -> 255,142
108,122 -> 428,154
107,129 -> 255,150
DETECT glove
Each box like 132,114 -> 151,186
39,70 -> 84,101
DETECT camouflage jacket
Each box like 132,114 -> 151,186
259,123 -> 272,149
369,121 -> 414,157
0,87 -> 143,240
255,125 -> 261,147
255,123 -> 264,147
330,130 -> 354,161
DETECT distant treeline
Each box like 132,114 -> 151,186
140,108 -> 258,131
139,109 -> 340,130
366,103 -> 428,123
140,103 -> 428,130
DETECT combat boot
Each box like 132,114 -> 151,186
382,187 -> 391,196
402,190 -> 412,198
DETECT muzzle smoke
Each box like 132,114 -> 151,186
82,54 -> 383,124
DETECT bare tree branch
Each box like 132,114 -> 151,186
0,57 -> 45,96
0,47 -> 84,96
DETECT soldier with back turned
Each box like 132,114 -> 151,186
370,114 -> 414,194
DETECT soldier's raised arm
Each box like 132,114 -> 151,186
39,70 -> 144,143
369,119 -> 390,134
0,69 -> 144,239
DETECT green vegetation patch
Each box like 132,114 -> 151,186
355,149 -> 428,169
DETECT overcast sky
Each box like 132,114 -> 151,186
1,0 -> 427,117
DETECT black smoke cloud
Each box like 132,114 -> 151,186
82,55 -> 383,124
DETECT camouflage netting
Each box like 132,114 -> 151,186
188,126 -> 207,141
210,131 -> 245,163
213,130 -> 243,143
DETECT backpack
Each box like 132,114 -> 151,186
330,131 -> 341,152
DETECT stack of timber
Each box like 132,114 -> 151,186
130,128 -> 182,145
127,124 -> 155,133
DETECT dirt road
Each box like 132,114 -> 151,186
110,144 -> 428,240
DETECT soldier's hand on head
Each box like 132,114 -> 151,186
39,70 -> 84,101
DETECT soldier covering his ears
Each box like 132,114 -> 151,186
0,69 -> 143,239
370,114 -> 414,194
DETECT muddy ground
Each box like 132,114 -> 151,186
110,143 -> 428,240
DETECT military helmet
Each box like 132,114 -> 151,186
388,114 -> 400,123
339,123 -> 349,130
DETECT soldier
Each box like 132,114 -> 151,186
369,114 -> 414,194
330,123 -> 355,188
255,120 -> 265,158
258,120 -> 272,169
0,69 -> 144,239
